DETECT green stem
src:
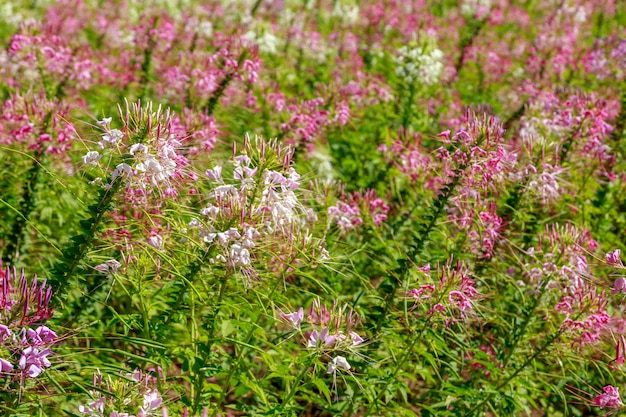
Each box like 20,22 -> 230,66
211,274 -> 285,416
373,159 -> 468,333
2,148 -> 45,264
455,18 -> 486,74
192,268 -> 232,415
364,311 -> 437,416
463,307 -> 584,416
204,51 -> 248,116
281,354 -> 316,407
50,177 -> 123,304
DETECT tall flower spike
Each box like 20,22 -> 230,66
0,262 -> 53,327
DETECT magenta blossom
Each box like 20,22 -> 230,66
607,249 -> 623,266
594,385 -> 623,409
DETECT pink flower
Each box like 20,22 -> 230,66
613,277 -> 626,295
607,249 -> 623,266
281,307 -> 304,328
307,327 -> 336,348
0,325 -> 11,341
139,389 -> 162,416
0,358 -> 12,373
18,346 -> 52,378
594,385 -> 623,409
78,397 -> 106,414
147,235 -> 163,250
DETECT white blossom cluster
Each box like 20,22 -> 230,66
187,148 -> 318,271
461,0 -> 492,18
77,369 -> 163,417
331,1 -> 360,24
394,42 -> 444,86
243,30 -> 281,55
82,114 -> 186,196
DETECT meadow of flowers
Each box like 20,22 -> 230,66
0,0 -> 625,415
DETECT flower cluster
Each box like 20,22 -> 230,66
0,93 -> 75,154
327,200 -> 363,233
281,299 -> 365,377
593,385 -> 623,410
518,223 -> 598,293
327,188 -> 390,232
187,137 -> 321,275
0,264 -> 58,381
461,0 -> 491,19
85,103 -> 189,200
394,39 -> 444,86
556,286 -> 612,346
408,259 -> 479,319
77,369 -> 164,417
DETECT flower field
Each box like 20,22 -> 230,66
1,0 -> 626,415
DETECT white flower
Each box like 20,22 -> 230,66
244,28 -> 282,55
229,243 -> 251,266
98,129 -> 123,148
95,259 -> 122,274
110,163 -> 133,182
82,151 -> 101,165
147,235 -> 163,250
394,41 -> 444,85
327,356 -> 351,374
129,143 -> 148,155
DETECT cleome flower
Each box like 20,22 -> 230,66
187,136 -> 324,276
0,263 -> 59,384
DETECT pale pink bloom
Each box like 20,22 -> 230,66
607,249 -> 622,266
307,328 -> 336,348
0,358 -> 12,373
205,166 -> 223,181
129,143 -> 148,155
95,259 -> 122,274
147,235 -> 163,250
0,324 -> 11,341
78,397 -> 105,414
281,308 -> 304,328
350,331 -> 364,346
613,277 -> 626,295
18,346 -> 52,378
82,151 -> 101,165
139,389 -> 162,416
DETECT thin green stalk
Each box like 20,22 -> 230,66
281,354 -> 317,408
462,307 -> 585,416
204,51 -> 248,116
400,82 -> 416,133
500,281 -> 547,370
2,148 -> 45,264
50,177 -> 123,303
192,268 -> 232,415
455,17 -> 487,74
373,159 -> 468,333
162,243 -> 216,326
361,268 -> 458,416
364,311 -> 438,416
249,0 -> 263,16
462,328 -> 564,417
2,106 -> 58,264
211,274 -> 285,416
